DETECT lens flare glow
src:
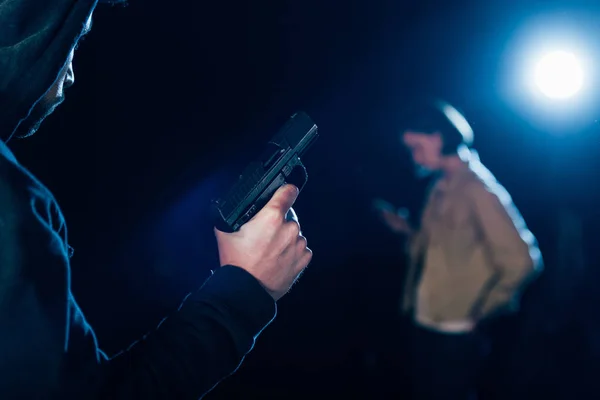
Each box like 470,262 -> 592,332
534,51 -> 583,99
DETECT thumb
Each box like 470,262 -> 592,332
266,184 -> 299,214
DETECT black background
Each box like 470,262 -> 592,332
9,0 -> 600,397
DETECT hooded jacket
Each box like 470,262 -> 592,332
0,1 -> 276,398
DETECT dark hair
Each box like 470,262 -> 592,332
399,98 -> 474,155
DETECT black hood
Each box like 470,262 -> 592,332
0,0 -> 118,141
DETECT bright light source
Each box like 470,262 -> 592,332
534,51 -> 584,99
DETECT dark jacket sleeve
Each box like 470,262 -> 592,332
95,266 -> 277,400
0,146 -> 276,400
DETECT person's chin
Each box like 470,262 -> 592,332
14,96 -> 64,139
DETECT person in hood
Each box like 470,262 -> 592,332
0,1 -> 312,399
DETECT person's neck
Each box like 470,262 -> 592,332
440,147 -> 471,179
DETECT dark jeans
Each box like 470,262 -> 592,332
407,323 -> 491,400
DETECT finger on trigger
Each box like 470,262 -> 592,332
267,184 -> 299,214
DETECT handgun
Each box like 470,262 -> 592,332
211,111 -> 319,233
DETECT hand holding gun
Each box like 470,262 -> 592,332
212,112 -> 319,300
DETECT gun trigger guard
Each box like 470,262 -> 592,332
285,163 -> 308,192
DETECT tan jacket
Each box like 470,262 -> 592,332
402,154 -> 542,325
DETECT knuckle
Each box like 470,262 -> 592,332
286,220 -> 301,238
303,248 -> 313,265
297,235 -> 308,248
263,208 -> 283,226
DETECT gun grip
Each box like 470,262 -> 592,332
212,202 -> 235,233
